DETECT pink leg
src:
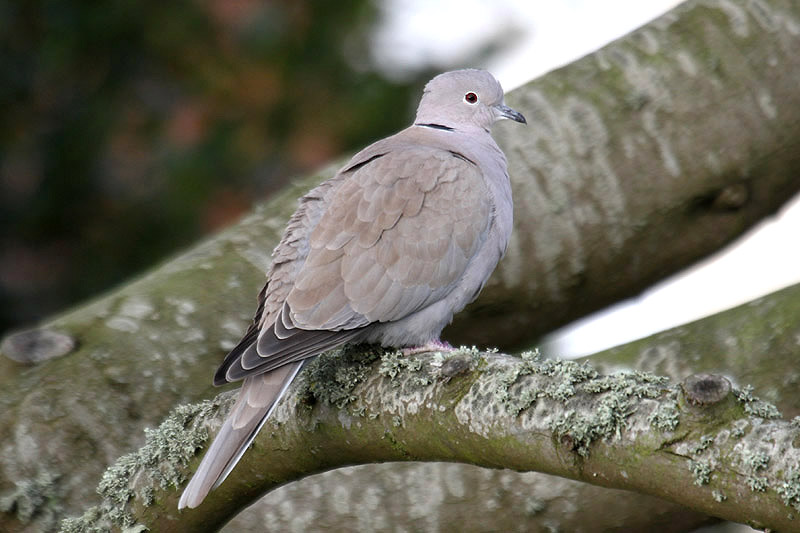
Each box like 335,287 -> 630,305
402,339 -> 455,356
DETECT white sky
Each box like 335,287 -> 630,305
372,0 -> 800,360
372,0 -> 685,87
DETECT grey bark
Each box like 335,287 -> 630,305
60,334 -> 800,532
458,0 -> 800,348
1,0 -> 800,531
221,281 -> 800,533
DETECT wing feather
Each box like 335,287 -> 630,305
289,146 -> 490,328
221,144 -> 492,381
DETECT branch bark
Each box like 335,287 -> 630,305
61,340 -> 800,532
2,0 -> 800,531
458,0 -> 800,347
221,281 -> 800,533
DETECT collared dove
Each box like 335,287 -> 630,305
178,69 -> 526,510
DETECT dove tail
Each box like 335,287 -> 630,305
178,360 -> 305,509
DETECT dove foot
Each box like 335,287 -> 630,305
402,340 -> 454,356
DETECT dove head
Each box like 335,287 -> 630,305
415,69 -> 526,132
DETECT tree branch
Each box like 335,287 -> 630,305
457,0 -> 800,347
62,345 -> 800,532
219,281 -> 800,533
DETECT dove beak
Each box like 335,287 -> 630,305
495,104 -> 527,124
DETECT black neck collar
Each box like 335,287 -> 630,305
415,123 -> 454,131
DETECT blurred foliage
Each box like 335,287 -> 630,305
0,0 -> 441,335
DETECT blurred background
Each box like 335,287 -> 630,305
0,0 -> 440,335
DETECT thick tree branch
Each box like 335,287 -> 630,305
62,346 -> 800,532
218,281 -> 800,533
459,0 -> 800,347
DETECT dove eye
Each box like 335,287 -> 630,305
464,92 -> 478,104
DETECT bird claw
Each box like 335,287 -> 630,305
402,340 -> 454,356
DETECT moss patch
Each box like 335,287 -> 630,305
490,351 -> 671,456
59,397 -> 227,532
777,469 -> 800,512
690,459 -> 712,486
304,345 -> 383,409
648,390 -> 680,432
734,385 -> 781,419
